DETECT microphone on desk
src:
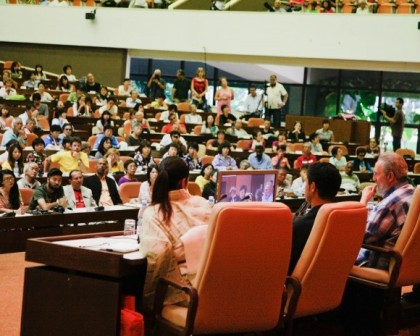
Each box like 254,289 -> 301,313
264,2 -> 276,11
218,194 -> 227,203
240,194 -> 252,202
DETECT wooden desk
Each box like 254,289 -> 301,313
22,231 -> 146,336
0,205 -> 139,253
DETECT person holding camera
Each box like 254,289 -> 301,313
28,168 -> 67,212
381,97 -> 404,151
147,69 -> 166,99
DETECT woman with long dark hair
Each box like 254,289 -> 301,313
139,156 -> 211,310
134,140 -> 156,172
95,136 -> 112,159
0,170 -> 25,214
95,110 -> 114,133
2,143 -> 23,175
138,163 -> 159,203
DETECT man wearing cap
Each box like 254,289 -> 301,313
28,168 -> 67,211
44,137 -> 89,173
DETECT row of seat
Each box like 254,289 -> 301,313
154,185 -> 419,334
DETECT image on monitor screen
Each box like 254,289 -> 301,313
217,170 -> 278,203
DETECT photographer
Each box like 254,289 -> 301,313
147,69 -> 166,99
381,97 -> 404,151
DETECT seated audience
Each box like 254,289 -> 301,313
126,90 -> 142,108
138,164 -> 159,203
83,73 -> 101,93
132,109 -> 151,131
260,120 -> 275,140
271,131 -> 288,151
251,130 -> 265,150
61,65 -> 77,82
309,132 -> 324,154
356,153 -> 415,269
104,148 -> 124,173
248,145 -> 273,170
353,147 -> 373,172
207,130 -> 228,150
126,125 -> 143,147
51,109 -> 69,129
228,119 -> 251,139
95,136 -> 113,159
139,156 -> 212,310
272,144 -> 291,170
316,119 -> 334,148
134,141 -> 157,173
44,137 -> 89,173
24,119 -> 37,135
277,167 -> 292,197
118,78 -> 132,96
28,168 -> 67,211
96,86 -> 111,106
19,104 -> 36,127
202,169 -> 218,200
160,104 -> 179,122
150,95 -> 168,110
17,163 -> 41,190
0,105 -> 13,130
163,142 -> 183,159
0,140 -> 18,166
56,75 -> 73,92
195,163 -> 214,192
291,166 -> 308,197
0,170 -> 26,214
63,170 -> 97,209
329,146 -> 347,171
2,143 -> 23,176
366,137 -> 380,157
25,138 -> 47,171
83,158 -> 122,206
212,142 -> 238,171
160,130 -> 187,152
294,142 -> 317,169
32,92 -> 49,118
95,110 -> 114,134
118,159 -> 138,186
356,0 -> 371,14
288,163 -> 341,274
288,121 -> 306,143
239,159 -> 252,170
340,161 -> 360,194
98,97 -> 118,117
201,114 -> 218,137
43,125 -> 62,148
1,117 -> 26,147
33,64 -> 47,81
93,125 -> 119,150
218,104 -> 237,126
0,80 -> 17,99
184,103 -> 202,124
35,83 -> 53,102
183,142 -> 202,171
59,123 -> 73,140
74,96 -> 93,117
23,73 -> 39,89
162,117 -> 186,134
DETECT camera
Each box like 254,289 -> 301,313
381,103 -> 396,118
52,205 -> 65,214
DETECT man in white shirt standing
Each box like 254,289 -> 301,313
242,84 -> 264,121
265,74 -> 288,128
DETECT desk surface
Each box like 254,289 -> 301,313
26,231 -> 145,278
0,205 -> 139,254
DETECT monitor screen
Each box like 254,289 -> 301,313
216,170 -> 278,203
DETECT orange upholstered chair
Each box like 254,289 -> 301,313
20,188 -> 34,206
154,202 -> 293,335
395,148 -> 415,159
200,155 -> 214,166
289,143 -> 304,153
349,186 -> 420,333
247,117 -> 265,127
38,117 -> 50,131
187,181 -> 202,196
119,181 -> 141,204
284,202 -> 367,331
328,144 -> 349,156
177,101 -> 191,112
414,162 -> 420,174
87,135 -> 97,149
25,133 -> 38,147
236,139 -> 252,151
193,125 -> 202,135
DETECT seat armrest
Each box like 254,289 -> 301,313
284,276 -> 302,321
154,276 -> 198,335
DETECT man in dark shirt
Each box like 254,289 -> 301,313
28,168 -> 67,211
147,69 -> 166,99
288,162 -> 341,274
172,69 -> 190,103
381,97 -> 404,151
84,73 -> 101,93
219,104 -> 237,125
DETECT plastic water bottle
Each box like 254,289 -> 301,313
208,196 -> 215,207
13,162 -> 19,177
137,198 -> 148,240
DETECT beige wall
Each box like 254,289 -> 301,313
0,42 -> 126,88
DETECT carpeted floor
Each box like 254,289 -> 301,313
0,252 -> 37,336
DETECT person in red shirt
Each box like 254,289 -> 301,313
161,117 -> 186,134
294,142 -> 317,169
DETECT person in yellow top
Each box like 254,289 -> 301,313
104,148 -> 124,173
44,137 -> 89,173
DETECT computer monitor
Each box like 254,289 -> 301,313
216,170 -> 278,203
